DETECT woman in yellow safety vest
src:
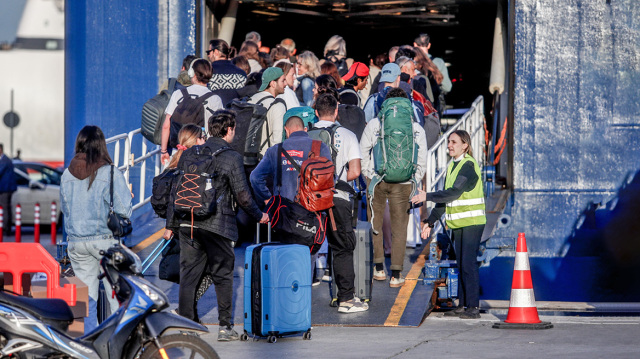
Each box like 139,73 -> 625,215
411,130 -> 485,319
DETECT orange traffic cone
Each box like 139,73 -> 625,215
493,233 -> 553,329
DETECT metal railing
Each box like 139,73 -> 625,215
426,96 -> 485,234
106,130 -> 162,212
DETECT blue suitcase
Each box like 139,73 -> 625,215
241,224 -> 312,343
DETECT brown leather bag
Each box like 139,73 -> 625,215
296,140 -> 335,212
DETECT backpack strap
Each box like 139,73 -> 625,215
168,77 -> 178,93
256,94 -> 274,106
310,140 -> 322,159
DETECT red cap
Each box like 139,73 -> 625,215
342,62 -> 370,81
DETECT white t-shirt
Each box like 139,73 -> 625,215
313,120 -> 362,201
165,84 -> 223,129
277,86 -> 301,111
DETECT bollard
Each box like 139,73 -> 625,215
50,201 -> 57,245
34,202 -> 41,243
0,206 -> 3,242
15,204 -> 22,243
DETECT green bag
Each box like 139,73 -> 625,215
372,97 -> 417,183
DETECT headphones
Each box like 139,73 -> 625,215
188,59 -> 198,78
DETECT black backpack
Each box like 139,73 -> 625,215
337,104 -> 366,141
226,95 -> 286,166
141,78 -> 184,145
169,88 -> 216,149
174,145 -> 230,219
150,168 -> 179,219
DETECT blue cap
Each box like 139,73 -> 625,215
380,63 -> 401,83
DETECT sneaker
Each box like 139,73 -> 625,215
217,326 -> 240,341
459,307 -> 481,319
338,297 -> 369,313
443,306 -> 465,317
373,269 -> 387,281
321,269 -> 332,282
312,278 -> 321,286
389,276 -> 405,288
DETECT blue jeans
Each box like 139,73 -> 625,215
68,239 -> 121,334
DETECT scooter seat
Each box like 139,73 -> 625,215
0,290 -> 74,323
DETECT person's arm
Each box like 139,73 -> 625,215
269,103 -> 286,147
160,114 -> 171,164
433,58 -> 452,93
249,148 -> 275,203
228,154 -> 264,221
413,123 -> 428,182
111,168 -> 133,219
301,77 -> 315,106
346,159 -> 361,181
363,96 -> 376,123
359,120 -> 377,179
425,203 -> 445,227
427,161 -> 478,203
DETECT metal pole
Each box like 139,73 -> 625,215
10,89 -> 14,157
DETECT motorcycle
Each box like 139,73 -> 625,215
0,243 -> 218,358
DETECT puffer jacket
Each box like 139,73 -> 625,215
176,137 -> 263,241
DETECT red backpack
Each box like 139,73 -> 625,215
295,140 -> 335,212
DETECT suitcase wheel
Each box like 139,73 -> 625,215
267,335 -> 277,343
303,330 -> 312,340
329,298 -> 339,307
240,333 -> 249,341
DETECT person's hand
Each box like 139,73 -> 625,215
161,152 -> 170,165
410,189 -> 426,204
163,229 -> 173,240
259,212 -> 270,224
420,222 -> 432,240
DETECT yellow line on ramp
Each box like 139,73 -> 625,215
384,246 -> 428,326
131,228 -> 165,253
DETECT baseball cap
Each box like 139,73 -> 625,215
342,62 -> 370,81
283,106 -> 318,129
259,67 -> 284,92
379,63 -> 401,83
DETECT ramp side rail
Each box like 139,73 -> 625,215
105,130 -> 161,211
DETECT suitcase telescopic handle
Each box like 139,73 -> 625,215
256,221 -> 272,244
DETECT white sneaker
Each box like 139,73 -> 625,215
338,297 -> 369,313
373,269 -> 387,281
389,276 -> 405,288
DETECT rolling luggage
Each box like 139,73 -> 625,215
330,220 -> 373,306
242,223 -> 312,343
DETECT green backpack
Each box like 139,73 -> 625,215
307,123 -> 340,164
372,97 -> 417,183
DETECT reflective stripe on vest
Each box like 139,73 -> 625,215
444,154 -> 486,229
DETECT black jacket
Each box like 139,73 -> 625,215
177,137 -> 263,241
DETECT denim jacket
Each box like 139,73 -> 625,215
61,164 -> 132,242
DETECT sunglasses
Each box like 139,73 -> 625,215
206,49 -> 213,55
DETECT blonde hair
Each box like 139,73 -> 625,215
298,51 -> 321,78
167,124 -> 202,169
324,35 -> 346,58
450,130 -> 473,158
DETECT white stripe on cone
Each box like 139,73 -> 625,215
514,252 -> 530,270
508,288 -> 537,308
